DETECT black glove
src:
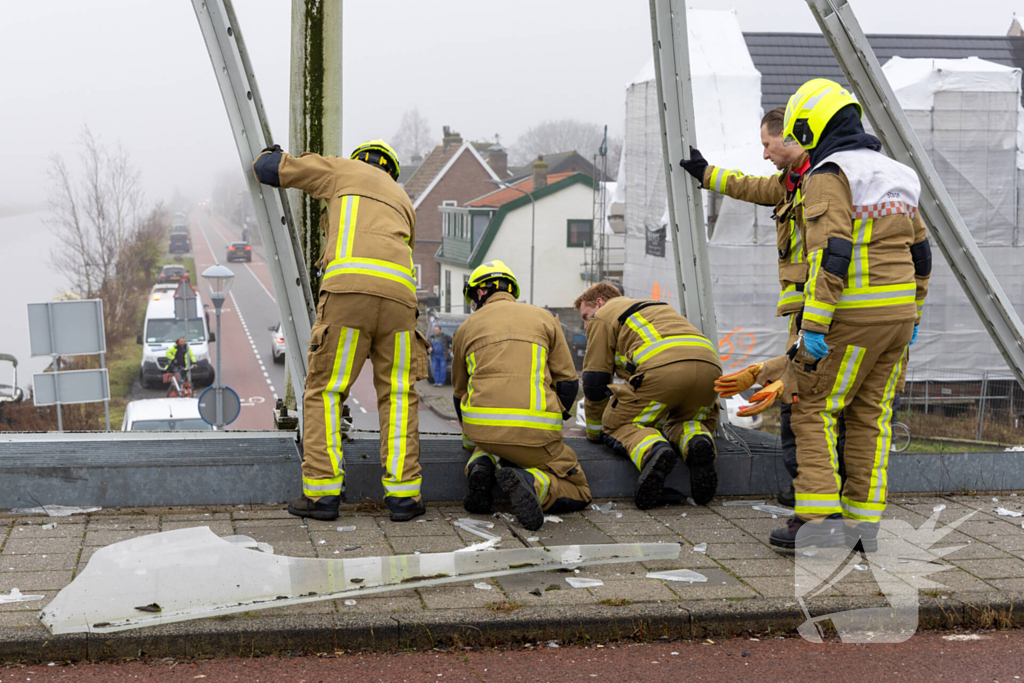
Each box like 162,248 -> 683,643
261,144 -> 284,154
679,146 -> 708,185
453,395 -> 463,424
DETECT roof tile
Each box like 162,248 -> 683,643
466,173 -> 574,208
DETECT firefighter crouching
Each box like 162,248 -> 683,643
453,261 -> 591,531
575,282 -> 722,509
253,139 -> 430,523
762,79 -> 930,551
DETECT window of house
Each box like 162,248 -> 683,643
444,269 -> 451,313
414,263 -> 422,289
567,219 -> 593,248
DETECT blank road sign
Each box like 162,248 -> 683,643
27,300 -> 106,356
33,369 -> 110,406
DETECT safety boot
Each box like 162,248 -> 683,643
845,520 -> 879,553
387,497 -> 426,522
777,484 -> 796,509
287,494 -> 341,521
769,513 -> 845,550
464,459 -> 497,514
685,434 -> 718,506
634,441 -> 680,510
496,467 -> 544,531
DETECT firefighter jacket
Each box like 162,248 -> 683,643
581,297 -> 721,432
799,149 -> 931,334
253,151 -> 418,308
703,152 -> 810,317
452,292 -> 577,448
165,344 -> 195,370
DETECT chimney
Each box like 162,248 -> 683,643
531,155 -> 548,191
442,125 -> 462,152
487,144 -> 508,179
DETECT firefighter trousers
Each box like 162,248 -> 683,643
790,320 -> 914,521
302,291 -> 428,502
600,359 -> 721,470
466,439 -> 591,511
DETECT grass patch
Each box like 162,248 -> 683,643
598,598 -> 631,607
485,601 -> 524,613
107,338 -> 143,398
922,589 -> 945,597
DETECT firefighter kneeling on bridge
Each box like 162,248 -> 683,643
453,261 -> 591,531
575,283 -> 722,509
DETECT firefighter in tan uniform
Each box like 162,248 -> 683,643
755,79 -> 930,551
453,261 -> 590,531
680,107 -> 810,508
253,140 -> 430,522
575,283 -> 722,509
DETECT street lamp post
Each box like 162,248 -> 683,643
484,179 -> 535,305
201,264 -> 235,427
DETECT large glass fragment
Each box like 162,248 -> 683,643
41,527 -> 679,634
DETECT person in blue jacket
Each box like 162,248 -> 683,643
429,325 -> 450,386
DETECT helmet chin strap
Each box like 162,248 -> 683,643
473,281 -> 511,308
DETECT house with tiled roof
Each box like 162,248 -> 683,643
506,151 -> 608,182
434,159 -> 596,314
398,126 -> 504,304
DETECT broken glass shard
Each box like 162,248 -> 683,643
457,538 -> 500,553
11,506 -> 101,517
473,582 -> 492,590
544,515 -> 563,524
752,505 -> 793,516
343,599 -> 356,606
722,500 -> 765,507
932,504 -> 946,513
454,519 -> 500,542
41,527 -> 679,634
42,523 -> 57,531
646,569 -> 707,583
565,577 -> 603,588
995,507 -> 1023,517
0,588 -> 44,604
692,543 -> 707,553
336,526 -> 357,532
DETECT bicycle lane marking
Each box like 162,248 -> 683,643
207,213 -> 277,303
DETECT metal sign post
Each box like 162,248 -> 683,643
806,0 -> 1024,390
191,0 -> 316,426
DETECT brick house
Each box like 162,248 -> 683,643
400,127 -> 503,305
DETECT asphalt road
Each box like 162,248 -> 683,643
6,631 -> 1023,681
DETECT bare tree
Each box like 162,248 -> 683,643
511,119 -> 622,173
46,127 -> 157,343
391,108 -> 433,162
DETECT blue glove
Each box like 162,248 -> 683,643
910,326 -> 918,345
803,331 -> 829,359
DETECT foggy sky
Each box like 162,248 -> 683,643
2,0 -> 1022,210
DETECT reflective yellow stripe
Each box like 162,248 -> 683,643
336,195 -> 360,260
867,349 -> 906,505
803,249 -> 835,327
632,334 -> 716,366
468,449 -> 497,467
462,434 -> 475,450
462,405 -> 565,430
466,352 -> 477,406
633,401 -> 666,428
794,492 -> 843,516
630,434 -> 665,469
323,257 -> 417,293
529,343 -> 547,413
835,282 -> 916,309
625,313 -> 661,344
822,345 -> 866,492
384,331 -> 412,496
788,219 -> 804,264
849,218 -> 872,289
382,476 -> 421,498
679,404 -> 713,455
778,284 -> 803,308
322,327 -> 360,478
585,417 -> 602,437
303,475 -> 344,497
526,468 -> 551,504
841,495 -> 886,522
916,299 -> 925,317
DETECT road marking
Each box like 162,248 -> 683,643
229,287 -> 277,400
351,398 -> 360,405
360,407 -> 367,413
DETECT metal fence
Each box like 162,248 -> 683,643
899,368 -> 1024,445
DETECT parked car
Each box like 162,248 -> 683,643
121,398 -> 213,431
157,264 -> 188,284
227,241 -> 252,262
169,231 -> 190,253
269,322 -> 285,364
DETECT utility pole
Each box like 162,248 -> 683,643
283,0 -> 343,412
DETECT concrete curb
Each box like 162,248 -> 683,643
3,592 -> 1023,663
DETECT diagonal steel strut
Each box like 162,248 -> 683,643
192,0 -> 316,408
807,0 -> 1024,389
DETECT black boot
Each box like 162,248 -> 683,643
845,520 -> 879,553
634,441 -> 680,510
769,513 -> 845,550
496,468 -> 545,531
464,459 -> 497,514
387,497 -> 426,522
777,484 -> 796,509
685,434 -> 718,506
287,494 -> 341,521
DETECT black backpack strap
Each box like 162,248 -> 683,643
616,300 -> 668,325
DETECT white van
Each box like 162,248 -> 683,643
137,288 -> 215,388
122,398 -> 214,431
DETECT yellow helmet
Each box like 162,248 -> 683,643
782,78 -> 862,150
350,139 -> 401,181
463,260 -> 520,307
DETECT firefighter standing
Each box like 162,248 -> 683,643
763,79 -> 929,550
253,140 -> 430,523
453,261 -> 590,531
680,107 -> 810,509
575,283 -> 722,509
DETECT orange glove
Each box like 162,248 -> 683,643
714,362 -> 764,398
737,380 -> 785,417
